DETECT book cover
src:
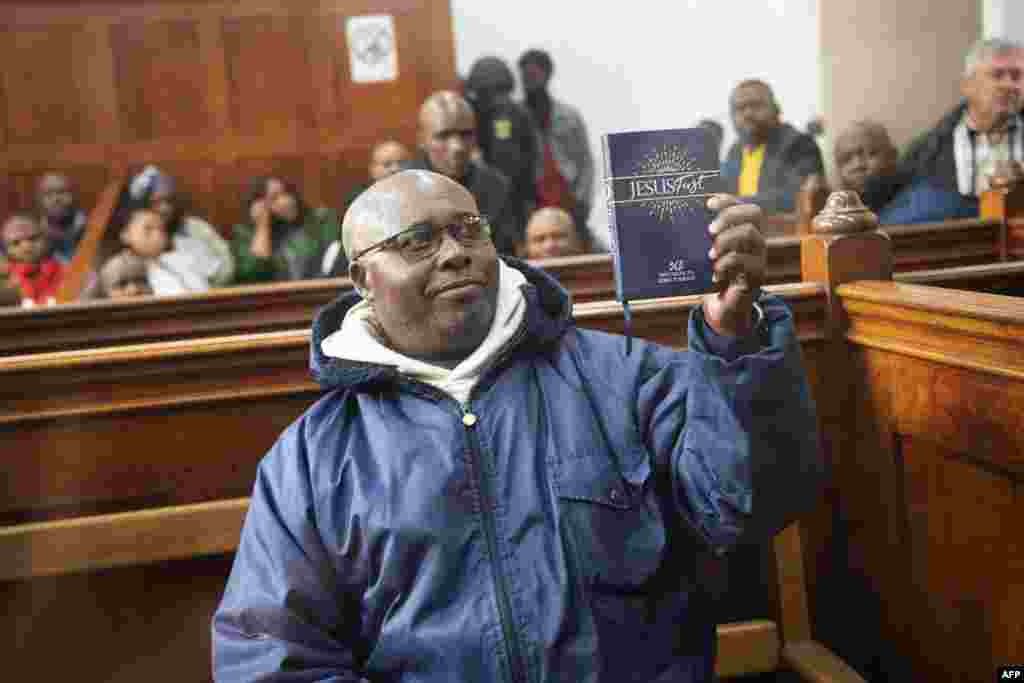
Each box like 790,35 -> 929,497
602,127 -> 721,302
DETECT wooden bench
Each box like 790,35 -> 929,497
797,197 -> 1024,681
0,284 -> 850,683
2,244 -> 1022,360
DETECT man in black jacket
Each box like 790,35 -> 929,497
464,56 -> 539,239
721,79 -> 824,213
404,91 -> 519,256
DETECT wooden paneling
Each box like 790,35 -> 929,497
0,24 -> 91,145
2,554 -> 232,683
222,14 -> 314,136
836,281 -> 1024,681
0,0 -> 454,232
111,18 -> 210,142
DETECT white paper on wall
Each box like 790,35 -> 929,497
346,14 -> 398,84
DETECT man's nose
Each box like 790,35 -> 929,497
435,232 -> 472,266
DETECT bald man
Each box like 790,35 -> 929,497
837,120 -> 978,225
523,206 -> 582,260
721,79 -> 824,213
403,90 -> 520,256
213,169 -> 823,683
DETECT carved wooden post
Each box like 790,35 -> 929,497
796,174 -> 830,236
981,159 -> 1024,261
801,190 -> 891,331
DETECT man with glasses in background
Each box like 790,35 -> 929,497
213,170 -> 823,683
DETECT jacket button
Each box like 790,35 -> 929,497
608,487 -> 622,503
462,413 -> 478,427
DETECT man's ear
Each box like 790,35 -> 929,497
349,260 -> 372,300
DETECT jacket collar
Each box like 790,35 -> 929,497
309,257 -> 573,391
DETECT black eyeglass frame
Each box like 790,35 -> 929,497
350,213 -> 492,263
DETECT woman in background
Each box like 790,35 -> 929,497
232,176 -> 340,284
123,166 -> 235,286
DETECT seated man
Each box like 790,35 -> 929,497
523,206 -> 584,259
212,170 -> 823,682
721,79 -> 824,213
835,120 -> 977,224
403,90 -> 519,256
36,172 -> 87,262
875,37 -> 1022,203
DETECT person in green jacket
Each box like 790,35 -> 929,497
232,176 -> 341,283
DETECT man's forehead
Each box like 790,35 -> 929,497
732,84 -> 771,104
983,52 -> 1024,70
345,171 -> 477,252
39,174 -> 70,191
423,104 -> 474,132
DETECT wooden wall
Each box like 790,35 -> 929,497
0,0 -> 457,232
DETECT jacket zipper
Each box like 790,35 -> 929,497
461,401 -> 529,683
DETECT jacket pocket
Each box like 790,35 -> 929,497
552,450 -> 663,592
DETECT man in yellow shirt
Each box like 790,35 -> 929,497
723,80 -> 824,212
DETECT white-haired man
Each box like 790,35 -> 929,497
876,37 -> 1023,201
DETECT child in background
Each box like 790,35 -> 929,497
97,251 -> 152,299
1,213 -> 66,307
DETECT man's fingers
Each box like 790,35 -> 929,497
710,224 -> 765,260
707,193 -> 742,213
711,252 -> 764,292
708,201 -> 762,236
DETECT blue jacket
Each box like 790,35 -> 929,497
212,260 -> 824,682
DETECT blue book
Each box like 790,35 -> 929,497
602,127 -> 721,303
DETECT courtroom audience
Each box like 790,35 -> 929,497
111,208 -> 212,295
0,213 -> 66,307
404,90 -> 520,255
36,172 -> 88,263
864,38 -> 1023,210
232,176 -> 340,283
465,56 -> 540,236
518,48 -> 595,247
721,79 -> 824,212
95,250 -> 152,299
123,166 -> 235,286
522,206 -> 584,260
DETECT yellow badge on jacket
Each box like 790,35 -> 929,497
494,119 -> 512,140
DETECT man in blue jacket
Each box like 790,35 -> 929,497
212,170 -> 823,682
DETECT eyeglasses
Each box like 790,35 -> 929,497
352,214 -> 492,263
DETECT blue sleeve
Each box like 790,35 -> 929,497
694,307 -> 763,362
212,420 -> 366,682
636,294 -> 825,555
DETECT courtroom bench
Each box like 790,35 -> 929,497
1,218 -> 1017,360
0,282 -> 829,526
0,282 -> 851,683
